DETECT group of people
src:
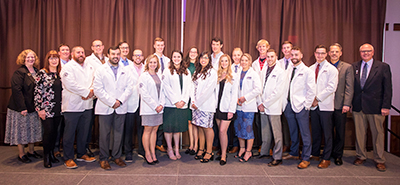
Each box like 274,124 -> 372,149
4,37 -> 392,172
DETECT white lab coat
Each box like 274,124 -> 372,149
283,62 -> 316,113
257,65 -> 287,115
85,53 -> 109,71
309,60 -> 338,111
216,74 -> 239,113
126,63 -> 145,113
237,68 -> 262,112
162,68 -> 192,108
93,62 -> 133,115
190,68 -> 218,112
138,71 -> 165,115
60,59 -> 95,112
277,58 -> 293,72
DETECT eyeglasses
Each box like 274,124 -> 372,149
360,50 -> 372,53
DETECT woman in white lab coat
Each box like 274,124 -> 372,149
162,50 -> 192,160
138,54 -> 165,165
234,53 -> 262,162
215,54 -> 239,165
191,51 -> 217,163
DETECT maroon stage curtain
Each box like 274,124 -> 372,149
0,0 -> 182,143
184,0 -> 386,66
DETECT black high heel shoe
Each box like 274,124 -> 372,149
144,157 -> 155,165
200,152 -> 214,163
189,149 -> 197,155
240,151 -> 252,162
220,155 -> 228,166
234,147 -> 245,159
194,149 -> 205,160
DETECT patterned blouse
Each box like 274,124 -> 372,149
34,69 -> 62,118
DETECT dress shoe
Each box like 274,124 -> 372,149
268,160 -> 282,167
76,154 -> 96,162
317,160 -> 331,169
353,158 -> 366,166
228,146 -> 239,154
49,151 -> 60,163
297,160 -> 310,169
310,155 -> 320,161
86,148 -> 94,157
64,159 -> 78,169
114,158 -> 126,167
27,151 -> 43,159
258,155 -> 271,159
156,145 -> 167,153
334,158 -> 343,166
18,155 -> 32,163
100,161 -> 111,170
282,154 -> 299,160
376,163 -> 386,172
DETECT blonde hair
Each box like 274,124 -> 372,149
16,49 -> 40,67
217,54 -> 233,84
256,39 -> 270,49
241,53 -> 252,62
144,54 -> 160,72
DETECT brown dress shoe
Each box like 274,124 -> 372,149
310,156 -> 320,161
317,160 -> 331,169
353,158 -> 366,166
156,145 -> 167,153
376,163 -> 386,172
228,147 -> 239,154
114,158 -> 126,167
282,154 -> 299,160
100,161 -> 111,170
297,160 -> 310,169
64,159 -> 78,169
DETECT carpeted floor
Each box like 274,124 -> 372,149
0,146 -> 399,185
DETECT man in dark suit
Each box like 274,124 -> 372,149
329,43 -> 354,166
352,43 -> 392,172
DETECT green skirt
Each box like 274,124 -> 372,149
163,107 -> 190,132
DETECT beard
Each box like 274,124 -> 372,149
111,57 -> 120,65
73,55 -> 85,64
291,58 -> 301,65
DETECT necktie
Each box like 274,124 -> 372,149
361,63 -> 368,89
263,66 -> 272,90
315,63 -> 320,82
235,65 -> 238,73
285,59 -> 289,70
288,67 -> 296,101
160,57 -> 164,72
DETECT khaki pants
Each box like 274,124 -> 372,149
352,111 -> 386,163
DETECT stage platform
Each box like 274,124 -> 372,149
0,146 -> 399,185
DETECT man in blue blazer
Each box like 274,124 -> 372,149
352,43 -> 392,172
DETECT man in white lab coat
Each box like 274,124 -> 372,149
309,45 -> 338,168
93,46 -> 133,170
61,46 -> 96,169
257,49 -> 287,166
282,46 -> 316,169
